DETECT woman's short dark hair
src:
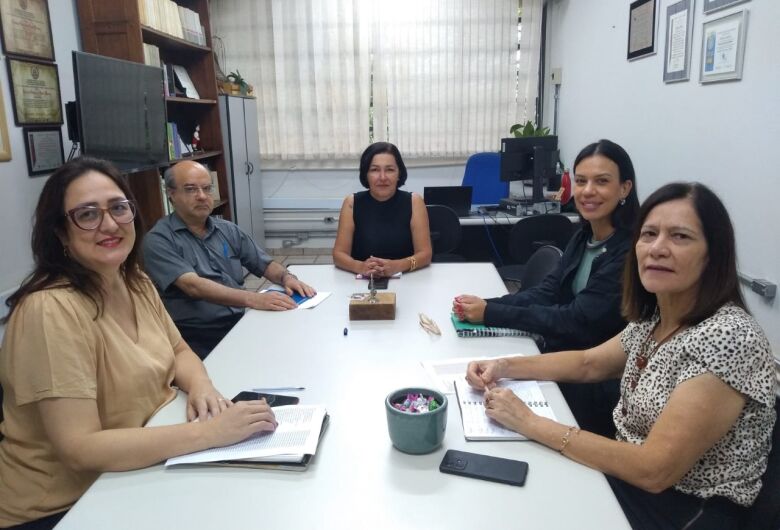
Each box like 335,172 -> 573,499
4,157 -> 145,322
572,139 -> 639,231
358,142 -> 408,188
622,182 -> 746,324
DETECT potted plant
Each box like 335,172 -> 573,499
509,120 -> 550,137
227,70 -> 250,96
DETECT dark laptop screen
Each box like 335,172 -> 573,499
423,186 -> 473,217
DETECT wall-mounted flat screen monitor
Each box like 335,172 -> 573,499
500,136 -> 558,203
72,51 -> 167,172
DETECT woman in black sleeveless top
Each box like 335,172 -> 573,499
333,142 -> 432,277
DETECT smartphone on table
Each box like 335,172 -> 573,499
232,391 -> 300,407
369,277 -> 389,289
439,449 -> 528,487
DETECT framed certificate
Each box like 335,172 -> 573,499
6,57 -> 62,125
0,0 -> 54,61
703,0 -> 749,15
0,85 -> 10,161
627,0 -> 657,60
23,126 -> 64,175
700,10 -> 748,84
663,0 -> 695,83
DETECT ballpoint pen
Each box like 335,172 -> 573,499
251,386 -> 306,392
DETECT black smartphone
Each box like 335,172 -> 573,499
369,277 -> 389,289
231,391 -> 299,407
439,449 -> 528,487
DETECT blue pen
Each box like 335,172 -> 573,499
222,241 -> 229,258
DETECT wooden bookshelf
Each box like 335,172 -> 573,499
76,0 -> 232,230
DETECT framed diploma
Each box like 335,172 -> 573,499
627,0 -> 657,60
6,57 -> 62,125
0,0 -> 54,61
703,0 -> 749,15
23,126 -> 63,175
700,10 -> 748,84
0,86 -> 10,161
663,0 -> 695,83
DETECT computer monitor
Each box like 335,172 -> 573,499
500,136 -> 558,203
71,51 -> 167,172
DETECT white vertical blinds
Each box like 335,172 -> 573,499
212,0 -> 537,161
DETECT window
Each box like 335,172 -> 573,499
212,0 -> 540,162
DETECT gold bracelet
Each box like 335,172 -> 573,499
558,426 -> 580,453
407,256 -> 417,272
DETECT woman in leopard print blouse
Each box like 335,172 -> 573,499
466,182 -> 775,530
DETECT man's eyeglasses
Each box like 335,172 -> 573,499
177,184 -> 214,196
66,200 -> 137,231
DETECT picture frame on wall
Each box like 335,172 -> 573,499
0,85 -> 10,161
23,126 -> 64,176
0,0 -> 54,61
703,0 -> 750,15
700,9 -> 748,84
6,57 -> 63,125
627,0 -> 658,60
663,0 -> 695,83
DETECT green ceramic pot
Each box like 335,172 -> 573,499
385,387 -> 448,454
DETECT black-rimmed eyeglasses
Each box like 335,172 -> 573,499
65,200 -> 137,231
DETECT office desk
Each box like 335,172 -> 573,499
57,264 -> 628,530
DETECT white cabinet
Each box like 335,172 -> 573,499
219,95 -> 265,246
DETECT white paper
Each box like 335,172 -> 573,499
355,272 -> 402,279
629,1 -> 655,54
166,405 -> 327,466
666,10 -> 688,73
172,65 -> 200,99
454,379 -> 556,441
422,354 -> 525,395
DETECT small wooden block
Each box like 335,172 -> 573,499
349,292 -> 396,320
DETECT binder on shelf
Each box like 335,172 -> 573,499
450,314 -> 534,338
166,122 -> 181,160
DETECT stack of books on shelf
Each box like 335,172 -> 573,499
138,0 -> 206,45
142,43 -> 161,67
166,123 -> 190,160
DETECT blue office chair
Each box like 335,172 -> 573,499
462,152 -> 508,206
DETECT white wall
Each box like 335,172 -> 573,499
544,0 -> 780,351
0,0 -> 81,303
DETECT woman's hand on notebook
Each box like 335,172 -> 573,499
453,295 -> 487,322
465,358 -> 507,390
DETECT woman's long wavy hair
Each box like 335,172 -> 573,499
3,157 -> 145,322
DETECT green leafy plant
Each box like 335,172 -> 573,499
227,70 -> 249,95
509,121 -> 550,137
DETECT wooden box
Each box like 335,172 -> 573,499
349,292 -> 396,320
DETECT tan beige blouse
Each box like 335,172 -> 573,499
0,277 -> 180,526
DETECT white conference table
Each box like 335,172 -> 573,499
57,263 -> 629,530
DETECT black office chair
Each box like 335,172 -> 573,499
426,205 -> 465,262
517,245 -> 563,291
498,213 -> 574,284
742,396 -> 780,529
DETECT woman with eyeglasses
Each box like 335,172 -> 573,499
0,158 -> 277,530
465,183 -> 775,529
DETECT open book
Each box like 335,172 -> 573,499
166,405 -> 328,471
454,379 -> 556,441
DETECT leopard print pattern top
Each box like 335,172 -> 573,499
615,303 -> 776,506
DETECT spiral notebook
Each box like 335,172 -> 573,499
454,379 -> 556,441
450,314 -> 533,338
